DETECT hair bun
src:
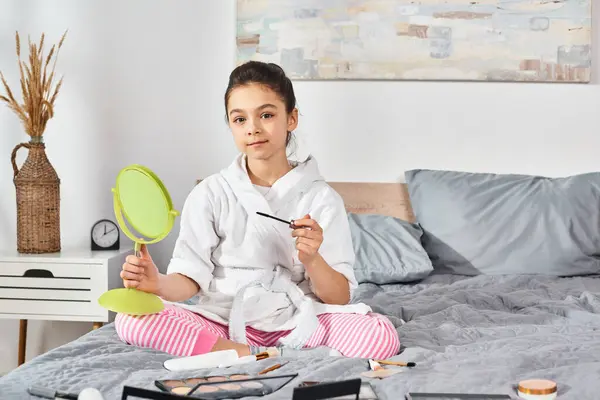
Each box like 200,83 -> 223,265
225,61 -> 296,115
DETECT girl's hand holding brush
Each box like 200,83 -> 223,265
255,210 -> 350,305
291,214 -> 350,305
291,214 -> 323,266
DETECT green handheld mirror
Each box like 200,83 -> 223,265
98,164 -> 179,315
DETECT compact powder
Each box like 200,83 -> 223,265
185,378 -> 207,385
207,376 -> 227,382
171,386 -> 192,395
241,381 -> 263,389
219,383 -> 241,390
196,386 -> 220,393
230,374 -> 250,380
517,379 -> 557,400
162,380 -> 183,388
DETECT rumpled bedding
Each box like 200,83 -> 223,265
2,274 -> 600,399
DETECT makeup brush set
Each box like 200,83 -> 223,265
152,359 -> 418,400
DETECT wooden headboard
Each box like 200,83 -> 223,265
328,182 -> 415,222
196,179 -> 415,222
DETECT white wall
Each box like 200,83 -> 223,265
0,0 -> 598,374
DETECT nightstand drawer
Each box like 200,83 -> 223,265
1,262 -> 96,280
0,261 -> 106,317
0,288 -> 94,301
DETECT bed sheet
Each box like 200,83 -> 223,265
1,274 -> 600,399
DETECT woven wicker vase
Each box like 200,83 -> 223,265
11,138 -> 61,253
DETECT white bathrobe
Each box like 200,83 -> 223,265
165,154 -> 371,348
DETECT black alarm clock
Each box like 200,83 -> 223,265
91,219 -> 120,251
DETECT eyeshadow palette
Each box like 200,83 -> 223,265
155,373 -> 297,399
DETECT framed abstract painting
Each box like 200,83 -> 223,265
235,0 -> 592,83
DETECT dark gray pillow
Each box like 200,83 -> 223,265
405,169 -> 600,276
347,212 -> 433,284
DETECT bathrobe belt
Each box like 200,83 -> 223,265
228,266 -> 319,349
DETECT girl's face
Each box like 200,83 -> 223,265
227,83 -> 298,162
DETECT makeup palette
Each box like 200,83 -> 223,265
155,373 -> 297,399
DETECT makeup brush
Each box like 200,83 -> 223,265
253,348 -> 281,361
373,359 -> 416,367
258,361 -> 289,375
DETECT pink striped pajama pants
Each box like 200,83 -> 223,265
115,303 -> 400,359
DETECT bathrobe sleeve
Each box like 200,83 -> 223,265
308,187 -> 358,297
166,181 -> 220,294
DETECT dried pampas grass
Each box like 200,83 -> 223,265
0,30 -> 67,138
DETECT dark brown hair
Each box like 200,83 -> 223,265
224,61 -> 297,146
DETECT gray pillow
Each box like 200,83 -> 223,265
347,212 -> 433,284
405,169 -> 600,276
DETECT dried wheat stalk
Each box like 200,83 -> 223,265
0,30 -> 67,138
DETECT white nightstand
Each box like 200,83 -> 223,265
0,248 -> 131,366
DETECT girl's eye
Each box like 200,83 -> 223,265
261,113 -> 273,119
233,117 -> 245,124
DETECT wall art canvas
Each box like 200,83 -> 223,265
235,0 -> 592,82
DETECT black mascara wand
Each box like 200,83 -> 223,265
256,211 -> 295,228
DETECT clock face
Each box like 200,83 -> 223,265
92,220 -> 119,248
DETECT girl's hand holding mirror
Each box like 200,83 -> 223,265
98,164 -> 179,315
121,244 -> 161,295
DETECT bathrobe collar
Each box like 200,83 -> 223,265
220,153 -> 325,215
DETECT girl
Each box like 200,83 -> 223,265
115,61 -> 400,360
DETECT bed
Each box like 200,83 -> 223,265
1,171 -> 600,400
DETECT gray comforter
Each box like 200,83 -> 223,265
2,274 -> 600,399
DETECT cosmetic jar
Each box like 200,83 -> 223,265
517,379 -> 557,400
78,387 -> 105,400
